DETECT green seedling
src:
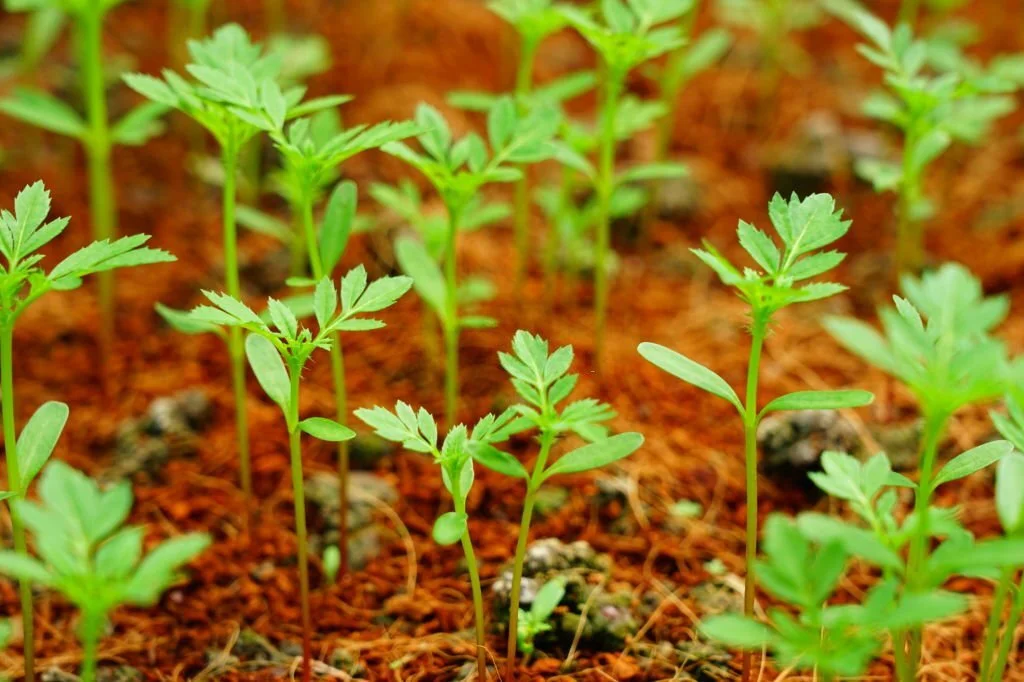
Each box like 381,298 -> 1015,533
125,24 -> 342,510
517,577 -> 565,660
825,0 -> 1016,274
383,100 -> 560,425
558,0 -> 689,367
184,269 -> 410,682
485,0 -> 571,291
322,545 -> 341,584
639,192 -> 872,682
2,0 -> 171,356
0,461 -> 209,682
979,398 -> 1024,681
544,95 -> 686,307
824,262 -> 1022,677
0,180 -> 173,681
355,403 -> 508,678
270,115 -> 419,575
467,330 -> 644,679
716,0 -> 821,84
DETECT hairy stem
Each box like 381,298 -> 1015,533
505,431 -> 555,682
81,7 -> 117,363
1,324 -> 34,682
443,203 -> 462,427
222,146 -> 253,511
593,69 -> 624,372
980,567 -> 1014,681
513,38 -> 539,295
287,367 -> 313,682
740,311 -> 768,682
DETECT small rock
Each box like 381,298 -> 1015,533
758,409 -> 861,486
675,639 -> 733,680
104,390 -> 211,483
305,471 -> 398,569
652,174 -> 701,222
691,581 -> 743,615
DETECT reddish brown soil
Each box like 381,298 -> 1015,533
1,0 -> 1024,680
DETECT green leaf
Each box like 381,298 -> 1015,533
236,205 -> 291,241
996,453 -> 1024,535
313,277 -> 338,328
468,442 -> 528,479
110,101 -> 168,146
123,533 -> 211,605
761,390 -> 874,415
617,162 -> 688,185
638,342 -> 743,413
530,578 -> 566,620
543,432 -> 644,480
0,87 -> 87,138
932,440 -> 1014,488
0,551 -> 52,585
16,401 -> 68,493
244,334 -> 291,412
320,181 -> 356,273
432,511 -> 468,545
700,614 -> 772,649
299,417 -> 356,442
737,220 -> 780,274
395,237 -> 447,319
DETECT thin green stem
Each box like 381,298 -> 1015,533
593,69 -> 623,372
0,324 -> 34,682
80,8 -> 117,362
543,166 -> 573,312
740,311 -> 768,682
990,573 -> 1024,681
452,486 -> 488,679
512,38 -> 539,295
287,367 -> 313,682
300,192 -> 350,578
895,130 -> 923,275
505,430 -> 555,682
980,568 -> 1014,681
443,203 -> 462,427
78,609 -> 104,682
222,146 -> 253,511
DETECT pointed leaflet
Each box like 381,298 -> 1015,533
996,453 -> 1024,535
932,440 -> 1014,488
0,88 -> 87,139
395,237 -> 447,318
299,417 -> 356,442
761,390 -> 874,415
542,432 -> 644,480
244,334 -> 291,412
736,220 -> 780,274
638,342 -> 743,413
15,401 -> 69,493
320,181 -> 356,274
468,441 -> 529,479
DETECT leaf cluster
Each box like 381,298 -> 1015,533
0,181 -> 174,325
0,461 -> 210,618
488,0 -> 571,45
517,578 -> 566,656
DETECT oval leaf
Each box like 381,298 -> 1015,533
638,342 -> 742,413
996,453 -> 1024,535
432,511 -> 467,546
468,441 -> 528,479
543,432 -> 644,481
761,389 -> 874,415
244,334 -> 291,412
16,401 -> 69,492
299,417 -> 356,442
933,440 -> 1014,489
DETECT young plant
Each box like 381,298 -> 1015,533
383,100 -> 560,425
355,403 -> 505,678
638,192 -> 872,682
824,262 -> 1022,676
558,0 -> 689,367
715,0 -> 822,86
485,0 -> 571,292
516,577 -> 565,661
125,24 -> 341,510
184,269 -> 411,682
1,0 -> 170,355
825,0 -> 1016,273
979,398 -> 1024,681
0,180 -> 174,681
468,330 -> 645,679
0,461 -> 210,682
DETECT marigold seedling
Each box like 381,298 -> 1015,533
639,192 -> 872,682
467,330 -> 644,679
186,270 -> 410,682
517,577 -> 565,660
0,181 -> 173,680
825,0 -> 1016,273
559,0 -> 689,367
2,0 -> 171,357
0,461 -> 209,682
383,100 -> 560,425
356,402 -> 499,678
824,262 -> 1023,677
127,24 -> 341,511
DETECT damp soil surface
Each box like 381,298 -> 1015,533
2,0 -> 1024,680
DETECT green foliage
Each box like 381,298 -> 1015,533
716,0 -> 822,71
825,263 -> 1017,420
517,578 -> 565,656
825,0 -> 1016,240
0,181 -> 175,324
488,0 -> 570,45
